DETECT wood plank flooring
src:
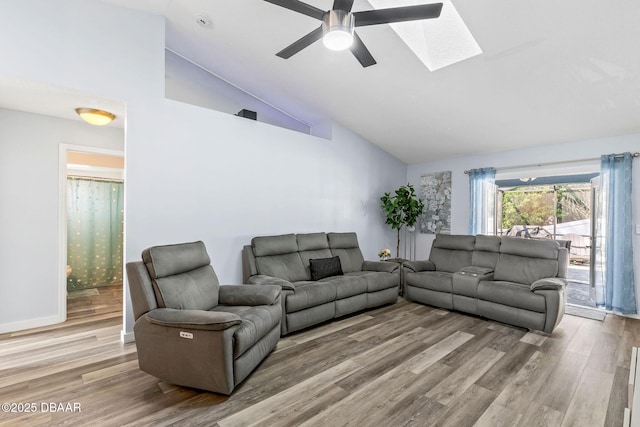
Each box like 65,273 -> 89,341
0,287 -> 637,426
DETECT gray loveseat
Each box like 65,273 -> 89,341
404,234 -> 569,333
242,232 -> 400,335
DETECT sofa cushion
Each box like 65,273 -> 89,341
310,256 -> 343,281
327,233 -> 364,273
477,280 -> 546,313
345,271 -> 399,292
474,235 -> 501,252
494,254 -> 559,286
145,308 -> 241,331
252,234 -> 298,256
152,267 -> 220,311
212,304 -> 281,358
142,242 -> 220,310
405,271 -> 453,293
255,253 -> 307,282
319,275 -> 367,298
429,248 -> 472,273
472,250 -> 500,269
472,235 -> 501,269
297,233 -> 329,251
330,248 -> 365,273
286,281 -> 337,313
299,249 -> 334,278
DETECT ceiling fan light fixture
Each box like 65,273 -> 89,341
322,10 -> 354,51
75,108 -> 116,126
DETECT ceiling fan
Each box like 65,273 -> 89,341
264,0 -> 443,67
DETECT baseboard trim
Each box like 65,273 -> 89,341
0,314 -> 64,334
121,330 -> 135,344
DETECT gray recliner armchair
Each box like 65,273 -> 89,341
126,241 -> 281,395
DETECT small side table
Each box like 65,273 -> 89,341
384,258 -> 408,296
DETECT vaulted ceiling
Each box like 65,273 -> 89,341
77,1 -> 640,162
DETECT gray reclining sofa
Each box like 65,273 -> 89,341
242,232 -> 400,335
404,234 -> 569,333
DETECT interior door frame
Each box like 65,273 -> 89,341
58,144 -> 125,323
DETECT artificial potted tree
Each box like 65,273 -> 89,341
380,183 -> 425,258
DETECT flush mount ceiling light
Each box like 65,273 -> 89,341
75,108 -> 116,126
322,10 -> 354,51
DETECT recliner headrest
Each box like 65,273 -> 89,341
297,233 -> 329,251
500,237 -> 559,259
474,235 -> 501,252
432,234 -> 475,251
252,234 -> 298,256
328,232 -> 359,249
142,241 -> 211,279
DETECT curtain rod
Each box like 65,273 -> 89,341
464,152 -> 639,175
67,175 -> 124,183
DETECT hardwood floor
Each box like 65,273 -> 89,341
0,288 -> 637,426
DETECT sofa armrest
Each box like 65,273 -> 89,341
219,284 -> 281,306
144,308 -> 241,331
531,277 -> 568,292
403,260 -> 436,272
247,275 -> 295,291
534,288 -> 567,333
362,260 -> 399,273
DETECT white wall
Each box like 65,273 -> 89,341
0,0 -> 406,335
407,133 -> 640,314
165,51 -> 313,135
0,108 -> 124,331
127,98 -> 406,281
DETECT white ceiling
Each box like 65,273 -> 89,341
5,1 -> 640,164
0,76 -> 125,128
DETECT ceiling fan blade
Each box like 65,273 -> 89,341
276,26 -> 323,59
350,33 -> 377,67
264,0 -> 325,20
354,3 -> 443,27
332,0 -> 354,12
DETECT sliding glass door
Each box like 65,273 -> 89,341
496,179 -> 596,308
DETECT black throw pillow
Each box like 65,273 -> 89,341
309,256 -> 343,281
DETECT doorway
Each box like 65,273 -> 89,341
59,145 -> 124,322
495,173 -> 599,308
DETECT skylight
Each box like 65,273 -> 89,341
366,0 -> 482,71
